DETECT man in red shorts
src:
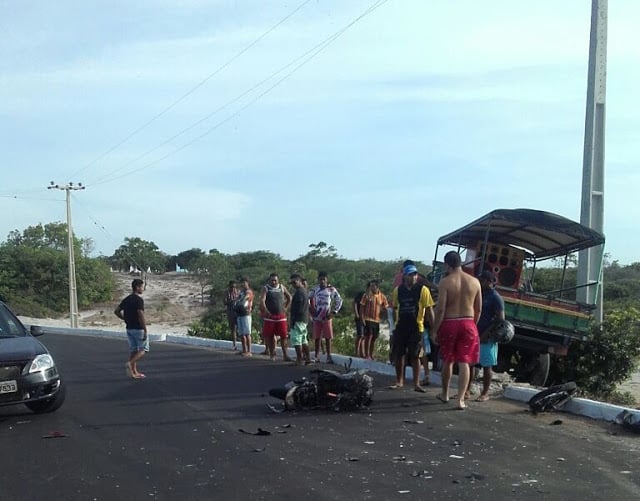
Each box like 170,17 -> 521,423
432,251 -> 481,410
259,273 -> 292,361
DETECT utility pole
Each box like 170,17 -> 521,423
577,0 -> 607,324
48,181 -> 85,328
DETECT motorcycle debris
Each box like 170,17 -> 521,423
42,430 -> 67,439
238,428 -> 272,436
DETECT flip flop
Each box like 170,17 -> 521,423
414,386 -> 426,393
456,402 -> 467,410
436,393 -> 449,403
476,395 -> 490,402
133,373 -> 146,379
388,384 -> 403,389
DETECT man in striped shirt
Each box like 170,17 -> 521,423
359,280 -> 389,360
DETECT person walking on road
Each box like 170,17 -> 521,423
114,278 -> 149,379
432,251 -> 481,410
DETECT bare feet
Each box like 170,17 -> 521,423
388,383 -> 404,389
476,394 -> 490,402
414,386 -> 426,393
436,393 -> 449,403
456,400 -> 466,410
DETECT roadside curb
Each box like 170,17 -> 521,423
40,325 -> 639,425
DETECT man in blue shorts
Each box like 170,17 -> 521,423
114,278 -> 149,379
473,271 -> 505,401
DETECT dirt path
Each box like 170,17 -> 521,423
19,272 -> 209,336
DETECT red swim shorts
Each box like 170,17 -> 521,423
438,318 -> 479,365
312,319 -> 334,340
262,314 -> 288,338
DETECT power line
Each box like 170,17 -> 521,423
66,0 -> 314,182
87,0 -> 391,187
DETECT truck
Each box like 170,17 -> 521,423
430,208 -> 605,386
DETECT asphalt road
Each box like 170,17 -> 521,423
1,333 -> 639,501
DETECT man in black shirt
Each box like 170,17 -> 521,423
289,274 -> 311,365
115,278 -> 148,379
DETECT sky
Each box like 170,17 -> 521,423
1,0 -> 639,265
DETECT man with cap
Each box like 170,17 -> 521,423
472,270 -> 505,401
389,263 -> 435,392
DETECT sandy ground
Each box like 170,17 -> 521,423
18,272 -> 208,336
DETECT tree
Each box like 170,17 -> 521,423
175,248 -> 205,271
6,222 -> 89,253
111,237 -> 168,274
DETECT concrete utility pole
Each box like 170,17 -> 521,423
48,181 -> 85,328
577,0 -> 607,324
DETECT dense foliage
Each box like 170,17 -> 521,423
0,223 -> 113,316
554,308 -> 640,404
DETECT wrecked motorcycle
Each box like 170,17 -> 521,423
269,369 -> 374,412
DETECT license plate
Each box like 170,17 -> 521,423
0,380 -> 18,394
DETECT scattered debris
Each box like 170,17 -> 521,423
238,428 -> 271,436
41,431 -> 67,439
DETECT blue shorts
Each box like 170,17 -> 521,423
127,329 -> 149,353
421,331 -> 431,356
237,315 -> 252,336
479,342 -> 498,367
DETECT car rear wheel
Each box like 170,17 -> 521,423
25,380 -> 66,414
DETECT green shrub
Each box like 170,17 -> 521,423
188,310 -> 263,345
558,307 -> 640,402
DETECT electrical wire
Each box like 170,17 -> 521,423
65,0 -> 314,183
87,0 -> 390,187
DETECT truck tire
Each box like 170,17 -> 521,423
529,353 -> 550,387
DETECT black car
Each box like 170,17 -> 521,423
0,301 -> 66,413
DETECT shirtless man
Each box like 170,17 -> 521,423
432,251 -> 482,410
